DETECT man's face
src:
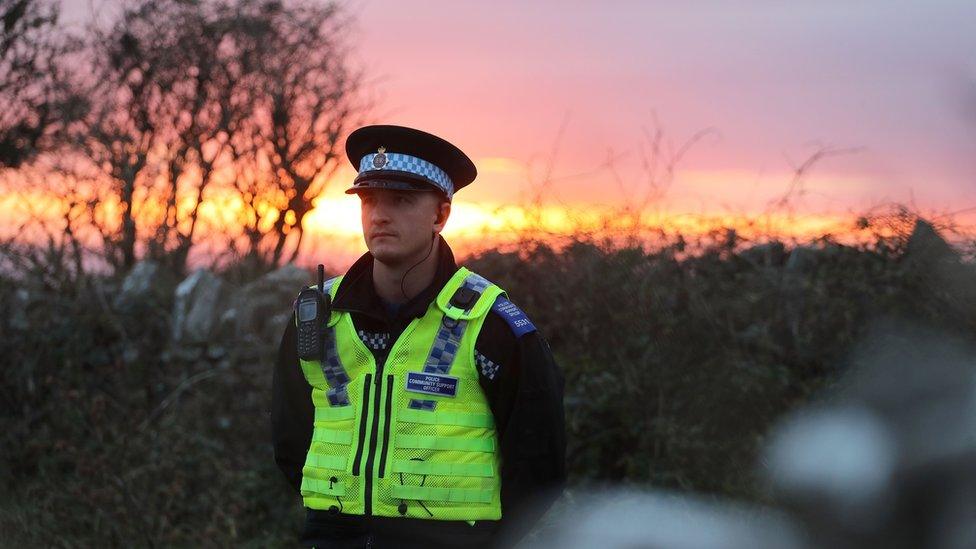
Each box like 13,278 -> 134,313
359,188 -> 450,266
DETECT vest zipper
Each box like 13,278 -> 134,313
363,354 -> 387,516
378,374 -> 394,478
351,374 -> 372,476
357,318 -> 420,517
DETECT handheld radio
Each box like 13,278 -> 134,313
296,264 -> 330,361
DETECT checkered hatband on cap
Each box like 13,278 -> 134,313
358,152 -> 455,199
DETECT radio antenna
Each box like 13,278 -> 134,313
317,264 -> 325,293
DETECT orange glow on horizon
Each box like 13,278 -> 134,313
4,181 -> 971,273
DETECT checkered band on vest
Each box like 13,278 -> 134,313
357,330 -> 390,352
475,351 -> 500,381
359,152 -> 454,199
319,277 -> 352,406
409,272 -> 491,410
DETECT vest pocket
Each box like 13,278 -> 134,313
301,477 -> 347,497
302,376 -> 372,513
303,389 -> 358,508
302,424 -> 353,508
303,426 -> 354,481
378,401 -> 501,520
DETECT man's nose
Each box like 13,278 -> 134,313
369,202 -> 392,225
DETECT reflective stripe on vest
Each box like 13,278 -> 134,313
305,454 -> 347,470
391,459 -> 494,478
391,485 -> 493,504
315,406 -> 356,422
395,433 -> 495,453
398,408 -> 494,428
312,429 -> 353,445
321,276 -> 351,406
300,276 -> 354,407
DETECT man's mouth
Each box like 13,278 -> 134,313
372,231 -> 395,239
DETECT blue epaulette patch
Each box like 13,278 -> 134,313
491,296 -> 537,338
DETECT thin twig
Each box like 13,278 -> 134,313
138,368 -> 221,432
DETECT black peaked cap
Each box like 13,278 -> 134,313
344,125 -> 477,197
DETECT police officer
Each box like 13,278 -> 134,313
272,125 -> 566,548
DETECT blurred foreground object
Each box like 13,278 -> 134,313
518,489 -> 806,549
526,320 -> 976,549
765,322 -> 976,549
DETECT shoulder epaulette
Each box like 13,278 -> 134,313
490,295 -> 537,338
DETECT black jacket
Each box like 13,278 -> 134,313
271,237 -> 566,548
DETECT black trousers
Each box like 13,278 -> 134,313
301,509 -> 500,549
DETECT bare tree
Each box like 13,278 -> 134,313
65,0 -> 364,274
0,155 -> 99,288
0,0 -> 83,168
73,7 -> 164,271
133,2 -> 238,273
225,0 -> 366,269
70,1 -> 244,273
4,0 -> 364,275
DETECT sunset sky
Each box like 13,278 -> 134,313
339,1 -> 976,210
53,0 -> 976,264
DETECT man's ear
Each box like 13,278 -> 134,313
433,200 -> 451,232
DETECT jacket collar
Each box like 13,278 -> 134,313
331,235 -> 459,323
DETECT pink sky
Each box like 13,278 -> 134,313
53,0 -> 976,268
343,0 -> 976,214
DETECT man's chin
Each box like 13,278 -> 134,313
369,242 -> 430,268
369,245 -> 407,266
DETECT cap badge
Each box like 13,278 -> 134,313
372,146 -> 388,169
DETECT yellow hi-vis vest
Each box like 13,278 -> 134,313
297,267 -> 505,521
